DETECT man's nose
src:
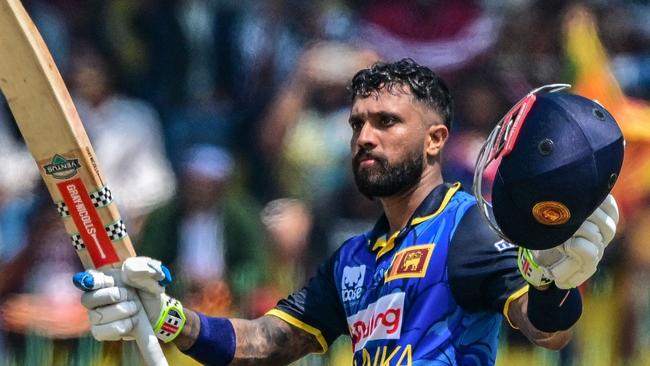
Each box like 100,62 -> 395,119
356,123 -> 378,149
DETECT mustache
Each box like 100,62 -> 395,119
353,150 -> 387,166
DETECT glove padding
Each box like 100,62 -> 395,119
519,194 -> 619,289
77,257 -> 182,342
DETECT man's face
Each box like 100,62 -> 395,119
349,87 -> 436,197
70,54 -> 111,106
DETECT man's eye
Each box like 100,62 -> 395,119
380,116 -> 397,126
350,119 -> 363,130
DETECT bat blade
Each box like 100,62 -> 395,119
0,1 -> 168,364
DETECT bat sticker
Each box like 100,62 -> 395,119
57,178 -> 119,267
56,185 -> 114,217
70,219 -> 128,251
43,154 -> 81,179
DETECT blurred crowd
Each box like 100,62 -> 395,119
1,0 -> 650,365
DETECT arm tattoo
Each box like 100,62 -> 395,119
173,310 -> 321,364
174,309 -> 201,351
508,293 -> 573,350
230,315 -> 322,366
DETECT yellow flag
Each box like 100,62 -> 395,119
564,7 -> 650,217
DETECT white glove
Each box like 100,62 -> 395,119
75,257 -> 185,342
519,194 -> 619,289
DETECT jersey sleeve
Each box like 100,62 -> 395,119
267,250 -> 348,352
447,204 -> 528,315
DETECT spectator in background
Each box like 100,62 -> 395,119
137,144 -> 268,317
248,198 -> 314,318
0,106 -> 40,267
239,1 -> 359,202
103,0 -> 242,164
490,0 -> 570,97
0,107 -> 48,341
257,42 -> 378,203
234,0 -> 330,110
93,0 -> 189,109
69,44 -> 175,234
255,42 -> 378,268
0,145 -> 38,363
0,106 -> 39,207
443,70 -> 510,191
0,191 -> 89,365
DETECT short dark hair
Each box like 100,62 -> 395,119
349,58 -> 454,129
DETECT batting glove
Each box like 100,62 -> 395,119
74,257 -> 186,343
518,194 -> 619,289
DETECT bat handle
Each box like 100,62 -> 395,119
133,297 -> 169,366
74,270 -> 169,366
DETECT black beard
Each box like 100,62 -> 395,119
352,149 -> 424,198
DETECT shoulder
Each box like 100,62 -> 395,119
450,202 -> 513,253
448,202 -> 518,268
332,230 -> 374,264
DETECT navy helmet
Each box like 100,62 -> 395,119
474,84 -> 624,250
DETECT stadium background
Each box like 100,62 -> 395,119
1,0 -> 649,365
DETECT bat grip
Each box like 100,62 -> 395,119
133,297 -> 169,366
107,269 -> 169,366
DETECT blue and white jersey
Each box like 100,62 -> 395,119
268,183 -> 527,366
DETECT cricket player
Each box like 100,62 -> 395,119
76,59 -> 621,365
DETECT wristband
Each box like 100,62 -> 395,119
527,284 -> 582,332
153,295 -> 187,343
518,247 -> 553,287
182,314 -> 236,366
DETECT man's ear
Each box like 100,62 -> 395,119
426,123 -> 449,158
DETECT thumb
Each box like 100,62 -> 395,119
121,257 -> 172,294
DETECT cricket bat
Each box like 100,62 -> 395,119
0,1 -> 168,365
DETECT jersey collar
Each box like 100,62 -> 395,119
367,182 -> 462,260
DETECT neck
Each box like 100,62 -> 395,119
379,167 -> 443,233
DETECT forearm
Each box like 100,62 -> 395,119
230,316 -> 319,365
175,310 -> 320,366
258,78 -> 308,157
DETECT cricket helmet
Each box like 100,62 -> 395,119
474,84 -> 624,250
